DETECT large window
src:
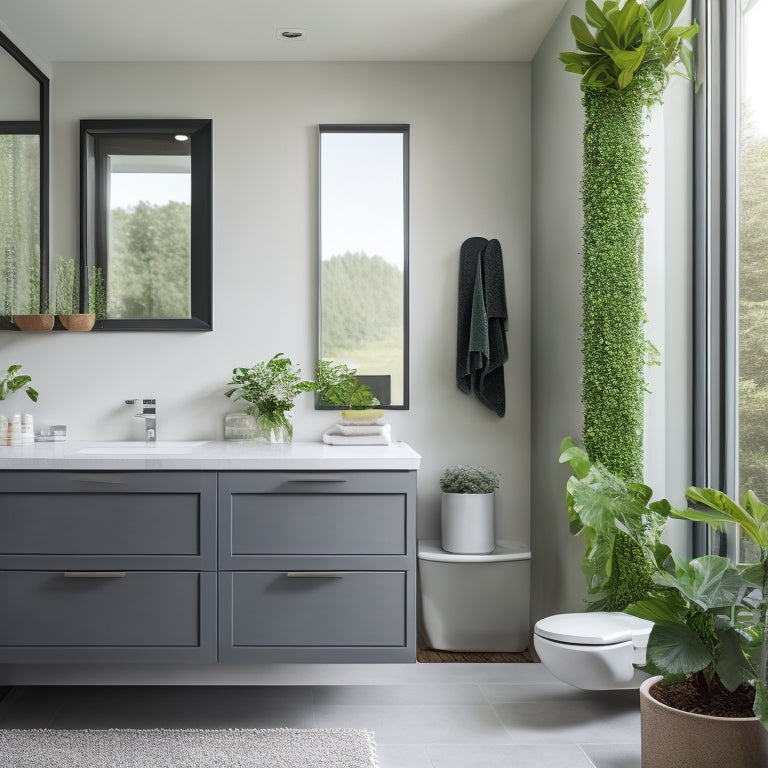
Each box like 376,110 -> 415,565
695,0 -> 768,561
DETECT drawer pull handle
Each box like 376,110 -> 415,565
286,571 -> 345,579
63,571 -> 127,578
285,476 -> 347,483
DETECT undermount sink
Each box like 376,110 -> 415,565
76,441 -> 209,455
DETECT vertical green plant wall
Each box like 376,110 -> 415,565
559,0 -> 697,610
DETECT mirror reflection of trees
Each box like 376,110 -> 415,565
0,135 -> 40,315
108,200 -> 191,319
321,250 -> 404,404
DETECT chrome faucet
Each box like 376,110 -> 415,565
125,398 -> 156,443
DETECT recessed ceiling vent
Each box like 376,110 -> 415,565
278,29 -> 306,41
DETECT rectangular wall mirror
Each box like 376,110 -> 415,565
81,119 -> 212,330
0,29 -> 49,328
318,124 -> 409,408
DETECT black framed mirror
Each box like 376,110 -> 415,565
0,29 -> 49,327
318,125 -> 409,408
80,119 -> 212,330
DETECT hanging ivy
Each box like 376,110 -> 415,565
560,0 -> 698,611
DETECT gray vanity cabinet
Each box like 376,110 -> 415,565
0,467 -> 417,665
218,471 -> 417,662
0,471 -> 217,663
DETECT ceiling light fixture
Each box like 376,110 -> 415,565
174,134 -> 189,141
277,28 -> 306,41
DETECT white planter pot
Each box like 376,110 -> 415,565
639,675 -> 768,768
440,491 -> 495,554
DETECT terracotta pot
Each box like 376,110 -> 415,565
58,313 -> 95,331
640,675 -> 768,768
440,491 -> 495,553
12,314 -> 55,331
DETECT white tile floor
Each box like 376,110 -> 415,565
0,663 -> 641,768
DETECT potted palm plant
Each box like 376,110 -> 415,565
560,438 -> 768,764
439,465 -> 500,554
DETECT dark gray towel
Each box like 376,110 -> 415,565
456,237 -> 508,416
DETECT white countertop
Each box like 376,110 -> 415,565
0,440 -> 422,471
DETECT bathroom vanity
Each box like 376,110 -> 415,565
0,441 -> 420,673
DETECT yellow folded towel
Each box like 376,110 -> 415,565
341,409 -> 385,420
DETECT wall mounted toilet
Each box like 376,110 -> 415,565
418,540 -> 531,652
533,612 -> 653,689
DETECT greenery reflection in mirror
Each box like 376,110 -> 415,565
318,125 -> 409,408
81,119 -> 212,330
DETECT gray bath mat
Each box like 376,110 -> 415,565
0,727 -> 379,767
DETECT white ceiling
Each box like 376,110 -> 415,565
0,0 -> 567,65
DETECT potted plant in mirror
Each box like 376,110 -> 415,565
313,360 -> 380,410
225,353 -> 314,443
12,258 -> 54,331
54,256 -> 94,331
439,465 -> 500,554
88,265 -> 107,328
560,438 -> 768,765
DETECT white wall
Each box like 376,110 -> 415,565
0,61 -> 532,546
530,1 -> 694,625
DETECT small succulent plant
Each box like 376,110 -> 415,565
439,465 -> 500,494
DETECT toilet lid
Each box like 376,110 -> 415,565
534,612 -> 653,645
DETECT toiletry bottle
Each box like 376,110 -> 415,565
8,413 -> 21,446
0,414 -> 6,446
21,413 -> 34,444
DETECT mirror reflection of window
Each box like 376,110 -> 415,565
319,126 -> 409,408
107,154 -> 192,319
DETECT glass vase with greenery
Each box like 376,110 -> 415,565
225,353 -> 314,443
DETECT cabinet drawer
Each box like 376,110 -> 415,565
219,570 -> 407,659
0,570 -> 216,663
219,471 -> 415,565
0,472 -> 216,569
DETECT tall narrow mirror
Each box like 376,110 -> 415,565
318,125 -> 409,408
0,29 -> 49,327
81,119 -> 212,330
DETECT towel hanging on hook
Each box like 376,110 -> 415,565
455,237 -> 508,416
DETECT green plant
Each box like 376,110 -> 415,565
88,265 -> 107,320
558,2 -> 698,608
626,488 -> 768,728
0,364 -> 38,402
225,353 -> 314,438
54,256 -> 79,314
439,465 -> 500,495
313,359 -> 380,408
559,0 -> 698,95
560,437 -> 667,611
561,438 -> 767,728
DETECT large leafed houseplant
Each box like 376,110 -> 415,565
561,439 -> 768,759
559,0 -> 698,610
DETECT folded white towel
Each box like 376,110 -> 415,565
323,423 -> 392,445
335,422 -> 389,436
